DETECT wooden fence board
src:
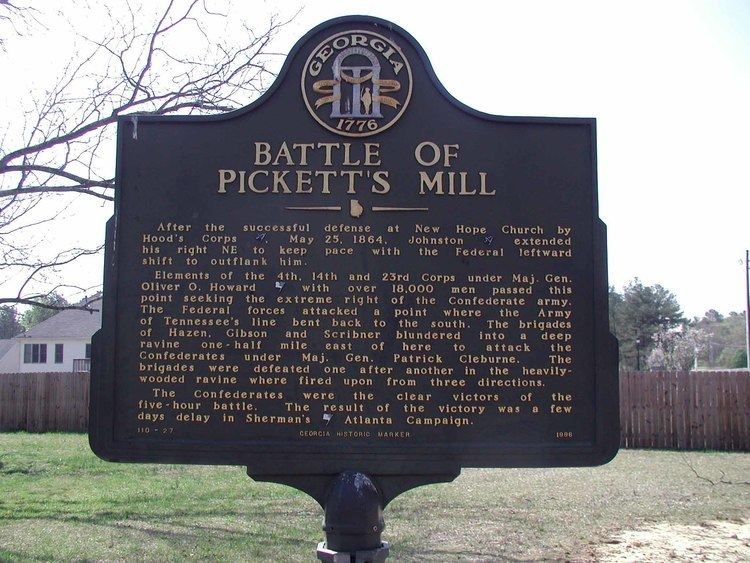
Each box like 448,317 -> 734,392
630,371 -> 636,448
621,371 -> 631,447
664,372 -> 674,448
623,371 -> 632,447
703,374 -> 715,449
646,372 -> 656,447
716,374 -> 727,450
712,374 -> 723,449
734,374 -> 744,450
618,371 -> 625,446
706,373 -> 717,449
652,373 -> 667,448
636,372 -> 646,448
630,373 -> 643,448
666,372 -> 677,448
738,374 -> 750,450
719,374 -> 729,449
656,372 -> 669,448
692,372 -> 701,449
698,372 -> 710,449
671,372 -> 684,449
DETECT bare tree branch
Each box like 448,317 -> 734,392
0,185 -> 114,201
2,165 -> 114,188
681,452 -> 750,486
0,1 -> 45,51
14,246 -> 105,298
0,1 -> 293,312
0,298 -> 99,313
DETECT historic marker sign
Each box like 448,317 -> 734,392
90,16 -> 618,472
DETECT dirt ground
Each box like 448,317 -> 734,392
389,449 -> 749,562
594,518 -> 749,562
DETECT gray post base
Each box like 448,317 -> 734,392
316,541 -> 390,563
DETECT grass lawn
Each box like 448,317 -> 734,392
0,433 -> 748,561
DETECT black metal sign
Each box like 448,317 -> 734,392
90,15 -> 619,473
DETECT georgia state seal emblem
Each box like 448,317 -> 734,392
301,30 -> 412,137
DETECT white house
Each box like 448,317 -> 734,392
0,297 -> 101,373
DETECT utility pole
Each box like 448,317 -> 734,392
745,250 -> 749,369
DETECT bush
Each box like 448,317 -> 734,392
730,349 -> 747,369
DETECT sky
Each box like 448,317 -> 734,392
1,0 -> 748,319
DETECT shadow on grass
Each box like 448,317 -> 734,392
1,507 -> 316,557
0,500 -> 317,524
0,549 -> 55,562
0,468 -> 44,475
1,486 -> 320,549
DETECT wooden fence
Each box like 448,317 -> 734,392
0,372 -> 89,432
1,371 -> 749,451
620,370 -> 750,451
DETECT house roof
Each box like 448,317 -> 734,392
0,339 -> 14,360
18,296 -> 102,340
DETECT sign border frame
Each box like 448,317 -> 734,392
89,14 -> 619,471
